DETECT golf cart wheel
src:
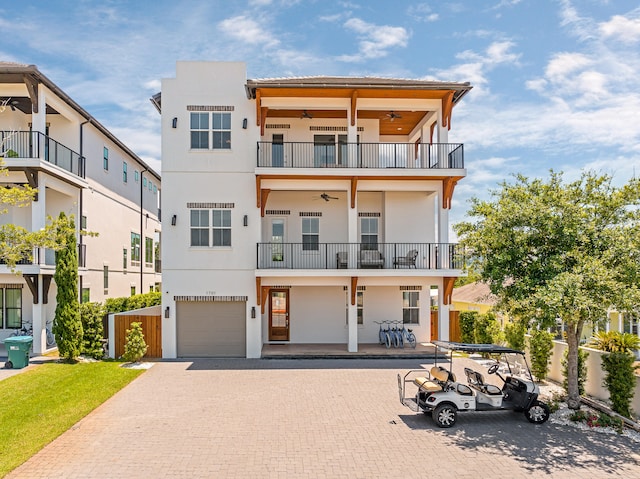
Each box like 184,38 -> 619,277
525,401 -> 550,424
4,361 -> 13,369
432,403 -> 457,428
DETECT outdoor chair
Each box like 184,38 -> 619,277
393,249 -> 418,268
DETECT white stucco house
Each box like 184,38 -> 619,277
0,62 -> 161,354
156,61 -> 471,358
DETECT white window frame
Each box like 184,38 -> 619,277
302,217 -> 319,251
402,291 -> 420,324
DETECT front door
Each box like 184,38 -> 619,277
269,289 -> 289,341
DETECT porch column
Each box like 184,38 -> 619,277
437,280 -> 450,341
32,87 -> 47,136
347,299 -> 358,352
31,175 -> 47,263
31,276 -> 45,354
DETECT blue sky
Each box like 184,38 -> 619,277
1,0 -> 639,226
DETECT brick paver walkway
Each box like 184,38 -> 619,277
7,358 -> 640,478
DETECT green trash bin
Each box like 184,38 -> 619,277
3,336 -> 33,369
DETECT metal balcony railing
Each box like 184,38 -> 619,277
257,242 -> 464,270
257,142 -> 463,169
0,131 -> 86,178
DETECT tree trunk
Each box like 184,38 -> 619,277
565,320 -> 584,410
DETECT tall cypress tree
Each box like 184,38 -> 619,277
52,212 -> 82,361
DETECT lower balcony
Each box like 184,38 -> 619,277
257,243 -> 463,270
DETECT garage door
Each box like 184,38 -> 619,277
176,301 -> 246,357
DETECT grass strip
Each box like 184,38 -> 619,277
0,361 -> 144,477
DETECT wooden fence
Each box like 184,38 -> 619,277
430,310 -> 461,342
114,314 -> 162,358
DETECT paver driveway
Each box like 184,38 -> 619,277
7,358 -> 640,479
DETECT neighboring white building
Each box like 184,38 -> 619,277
0,62 -> 161,354
156,61 -> 471,358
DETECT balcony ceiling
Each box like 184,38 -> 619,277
0,96 -> 59,115
265,109 -> 428,136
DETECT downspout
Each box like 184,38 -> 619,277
140,168 -> 147,293
78,120 -> 90,302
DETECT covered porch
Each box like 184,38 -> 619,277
261,342 -> 439,359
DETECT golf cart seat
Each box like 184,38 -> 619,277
464,367 -> 503,395
413,366 -> 453,392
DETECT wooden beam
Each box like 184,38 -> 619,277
350,90 -> 358,126
260,107 -> 269,136
42,275 -> 52,304
350,177 -> 358,209
24,169 -> 38,201
430,122 -> 436,144
351,277 -> 358,306
23,75 -> 38,114
256,176 -> 262,208
442,91 -> 454,130
443,277 -> 456,306
261,286 -> 270,314
256,277 -> 261,306
443,177 -> 457,209
255,90 -> 261,126
260,189 -> 271,217
24,274 -> 38,304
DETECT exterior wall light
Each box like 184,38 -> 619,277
172,117 -> 178,128
171,215 -> 177,226
165,306 -> 170,318
251,306 -> 256,318
243,214 -> 248,227
242,118 -> 248,129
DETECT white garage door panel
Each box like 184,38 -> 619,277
177,301 -> 246,357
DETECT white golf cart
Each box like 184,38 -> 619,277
398,341 -> 551,428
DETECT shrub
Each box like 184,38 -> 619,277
602,351 -> 637,418
504,319 -> 526,350
589,331 -> 640,353
80,302 -> 105,359
104,292 -> 161,314
459,311 -> 477,343
529,329 -> 554,381
568,408 -> 623,433
474,313 -> 494,344
562,348 -> 588,396
122,322 -> 147,363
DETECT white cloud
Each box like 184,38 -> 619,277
338,18 -> 409,62
600,14 -> 640,44
218,15 -> 280,48
407,3 -> 439,22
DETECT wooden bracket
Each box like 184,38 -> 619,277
42,275 -> 52,304
443,277 -> 456,305
255,90 -> 261,126
261,286 -> 270,314
23,74 -> 39,114
256,277 -> 261,306
430,122 -> 436,144
260,107 -> 269,136
350,177 -> 358,209
24,274 -> 38,304
25,169 -> 38,201
351,277 -> 358,306
260,189 -> 271,217
350,90 -> 358,126
442,91 -> 454,130
442,178 -> 457,210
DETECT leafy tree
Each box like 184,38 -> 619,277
504,319 -> 527,351
459,311 -> 477,343
52,212 -> 83,361
455,172 -> 640,408
529,329 -> 554,381
562,348 -> 588,396
80,302 -> 105,359
123,322 -> 148,363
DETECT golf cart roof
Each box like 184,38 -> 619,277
432,341 -> 525,355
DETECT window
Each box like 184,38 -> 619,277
403,291 -> 420,324
143,177 -> 147,188
135,170 -> 139,182
345,291 -> 364,325
145,237 -> 153,265
123,162 -> 128,182
123,248 -> 127,270
131,233 -> 141,262
103,147 -> 109,170
81,215 -> 87,230
212,113 -> 231,149
302,218 -> 319,251
130,286 -> 136,296
360,217 -> 378,250
149,180 -> 153,192
4,288 -> 22,329
190,210 -> 209,247
212,209 -> 231,246
190,112 -> 231,150
103,266 -> 109,290
153,184 -> 157,194
190,112 -> 209,149
271,219 -> 284,261
81,288 -> 90,303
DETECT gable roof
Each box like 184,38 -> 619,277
452,281 -> 498,306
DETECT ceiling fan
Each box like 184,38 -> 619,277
301,110 -> 313,119
313,192 -> 339,202
385,111 -> 403,122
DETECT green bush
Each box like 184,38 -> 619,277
80,302 -> 105,359
122,322 -> 148,363
602,351 -> 637,418
529,329 -> 554,381
104,292 -> 161,314
504,319 -> 526,351
562,348 -> 588,396
459,311 -> 477,343
589,331 -> 640,353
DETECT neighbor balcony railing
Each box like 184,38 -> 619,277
257,142 -> 463,169
0,131 -> 86,178
0,244 -> 86,267
257,242 -> 464,270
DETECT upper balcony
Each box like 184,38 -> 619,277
0,131 -> 86,179
257,142 -> 463,171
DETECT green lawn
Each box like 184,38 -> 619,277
0,361 -> 144,477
